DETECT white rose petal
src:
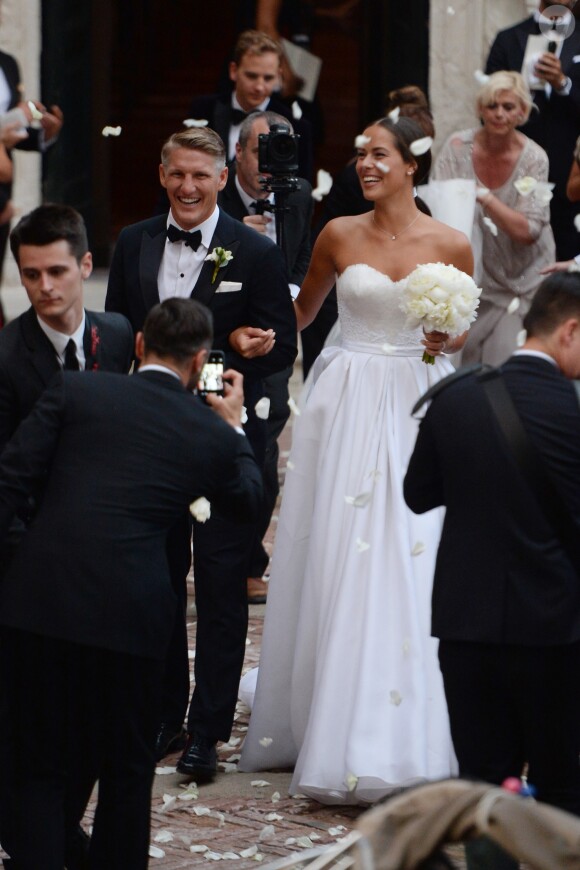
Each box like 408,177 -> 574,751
265,812 -> 283,821
514,176 -> 537,197
259,825 -> 275,841
287,397 -> 301,416
447,5 -> 455,14
409,136 -> 433,156
183,118 -> 209,127
297,837 -> 314,848
149,845 -> 165,858
507,297 -> 520,314
240,847 -> 259,858
310,834 -> 321,841
285,838 -> 297,846
390,690 -> 403,706
328,826 -> 347,836
354,134 -> 371,148
568,261 -> 580,273
222,853 -> 241,860
482,216 -> 498,237
162,794 -> 177,811
344,492 -> 372,508
477,186 -> 490,200
286,459 -> 295,470
411,541 -> 425,556
375,161 -> 390,174
190,496 -> 211,523
356,537 -> 370,553
259,737 -> 273,747
474,70 -> 490,85
388,107 -> 400,122
102,125 -> 122,137
574,214 -> 580,232
205,851 -> 223,861
154,830 -> 174,843
27,100 -> 44,121
193,806 -> 211,816
345,773 -> 358,792
311,169 -> 333,201
254,397 -> 270,420
251,780 -> 271,787
517,329 -> 527,348
271,791 -> 281,802
191,845 -> 210,854
291,101 -> 303,120
155,766 -> 177,775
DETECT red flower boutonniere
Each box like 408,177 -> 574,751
90,325 -> 100,371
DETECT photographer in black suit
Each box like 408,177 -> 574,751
405,272 -> 580,869
0,297 -> 262,870
219,110 -> 312,602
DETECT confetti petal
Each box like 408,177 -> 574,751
254,397 -> 270,420
345,773 -> 358,792
162,794 -> 177,811
311,169 -> 333,201
286,459 -> 295,470
222,853 -> 240,860
411,541 -> 425,556
259,737 -> 273,747
516,329 -> 527,348
266,812 -> 284,821
409,136 -> 433,156
205,851 -> 223,861
155,765 -> 177,775
574,214 -> 580,232
102,125 -> 122,137
291,101 -> 303,120
355,537 -> 370,553
259,825 -> 275,841
183,118 -> 209,127
240,847 -> 259,858
474,69 -> 490,85
189,496 -> 211,523
328,826 -> 347,836
285,838 -> 297,846
154,830 -> 174,843
297,837 -> 314,848
149,845 -> 166,858
390,690 -> 403,706
375,161 -> 390,174
354,134 -> 371,148
287,397 -> 301,416
482,216 -> 498,237
344,492 -> 372,507
27,100 -> 43,121
388,107 -> 400,122
271,791 -> 281,803
191,845 -> 210,853
241,405 -> 248,424
447,5 -> 455,14
251,780 -> 271,787
507,297 -> 520,314
193,806 -> 211,816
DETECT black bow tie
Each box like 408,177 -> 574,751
250,200 -> 271,215
166,225 -> 202,250
231,107 -> 249,126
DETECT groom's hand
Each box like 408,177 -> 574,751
229,326 -> 276,358
206,369 -> 245,429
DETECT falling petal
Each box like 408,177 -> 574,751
271,791 -> 281,802
286,459 -> 295,470
482,216 -> 498,237
241,405 -> 248,424
507,297 -> 520,314
477,186 -> 490,199
228,753 -> 241,761
287,397 -> 301,416
568,261 -> 580,273
162,794 -> 177,812
354,134 -> 371,148
381,342 -> 396,354
27,100 -> 43,121
240,847 -> 258,858
535,181 -> 555,206
411,541 -> 425,556
216,813 -> 226,827
328,826 -> 347,836
225,737 -> 241,747
447,5 -> 455,13
574,214 -> 580,232
222,853 -> 241,860
189,496 -> 211,523
409,136 -> 433,156
344,492 -> 372,507
375,161 -> 390,174
251,780 -> 271,787
102,125 -> 122,137
245,638 -> 252,646
259,825 -> 276,841
387,107 -> 400,122
345,773 -> 358,792
218,762 -> 238,773
291,101 -> 303,120
205,851 -> 223,861
149,845 -> 165,858
255,397 -> 270,420
356,537 -> 370,553
516,329 -> 527,348
155,765 -> 177,775
259,737 -> 273,747
183,118 -> 209,127
291,793 -> 308,799
390,690 -> 403,706
474,69 -> 490,85
311,169 -> 333,201
310,834 -> 321,841
191,845 -> 210,853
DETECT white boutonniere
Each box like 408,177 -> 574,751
205,247 -> 233,283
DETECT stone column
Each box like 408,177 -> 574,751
0,0 -> 42,295
430,0 -> 532,154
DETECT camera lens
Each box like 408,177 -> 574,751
271,134 -> 295,161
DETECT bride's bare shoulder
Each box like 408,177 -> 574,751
423,216 -> 474,273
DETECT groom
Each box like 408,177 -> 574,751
105,126 -> 297,779
405,271 -> 580,868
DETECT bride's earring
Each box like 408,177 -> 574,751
406,169 -> 414,175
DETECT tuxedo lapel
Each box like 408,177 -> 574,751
213,100 -> 232,148
192,215 -> 241,307
139,225 -> 165,314
20,309 -> 61,386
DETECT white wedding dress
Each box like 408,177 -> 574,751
239,264 -> 458,804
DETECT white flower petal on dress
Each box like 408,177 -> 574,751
251,779 -> 271,787
241,406 -> 248,424
155,765 -> 177,775
102,125 -> 122,137
375,161 -> 390,174
255,397 -> 270,420
507,297 -> 520,314
266,812 -> 284,821
381,342 -> 396,354
356,537 -> 370,553
513,176 -> 537,197
409,136 -> 433,156
345,773 -> 358,791
354,134 -> 371,148
190,496 -> 211,523
574,214 -> 580,232
287,397 -> 301,416
344,492 -> 372,507
411,541 -> 425,556
516,329 -> 527,347
191,845 -> 210,854
183,118 -> 209,127
311,169 -> 333,201
154,830 -> 174,843
390,690 -> 403,706
240,847 -> 259,858
149,845 -> 165,858
259,825 -> 276,841
473,69 -> 490,85
259,737 -> 273,747
387,107 -> 400,122
482,216 -> 498,237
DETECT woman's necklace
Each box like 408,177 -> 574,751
372,210 -> 421,241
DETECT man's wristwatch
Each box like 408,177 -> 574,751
557,75 -> 572,94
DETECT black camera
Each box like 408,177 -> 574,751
258,123 -> 300,176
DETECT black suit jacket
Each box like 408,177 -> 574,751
0,370 -> 262,659
187,92 -> 314,181
218,166 -> 312,286
0,308 -> 133,454
404,355 -> 580,646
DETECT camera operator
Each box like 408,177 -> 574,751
219,110 -> 312,603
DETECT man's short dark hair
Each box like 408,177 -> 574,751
10,204 -> 89,265
143,298 -> 214,363
238,111 -> 293,149
524,272 -> 580,337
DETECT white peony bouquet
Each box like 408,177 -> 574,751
399,262 -> 482,364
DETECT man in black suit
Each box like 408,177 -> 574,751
0,297 -> 262,870
485,0 -> 580,259
405,272 -> 580,869
219,109 -> 311,601
188,29 -> 313,181
105,126 -> 296,779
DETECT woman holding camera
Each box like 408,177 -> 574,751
240,115 -> 473,803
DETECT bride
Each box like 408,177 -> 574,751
239,116 -> 474,804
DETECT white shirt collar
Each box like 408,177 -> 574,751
231,93 -> 270,114
234,174 -> 273,212
512,348 -> 558,367
138,364 -> 181,380
167,205 -> 220,251
36,311 -> 86,363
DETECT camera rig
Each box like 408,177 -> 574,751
257,123 -> 301,252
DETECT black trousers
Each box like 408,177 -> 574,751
439,640 -> 580,816
0,628 -> 163,870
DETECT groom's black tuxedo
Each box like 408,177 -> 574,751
486,15 -> 580,258
106,207 -> 297,745
404,354 -> 580,815
0,369 -> 262,868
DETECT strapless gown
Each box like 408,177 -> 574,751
239,264 -> 458,804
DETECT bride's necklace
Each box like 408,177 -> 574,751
372,210 -> 421,241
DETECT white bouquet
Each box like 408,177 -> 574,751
399,262 -> 482,364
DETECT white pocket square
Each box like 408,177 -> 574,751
574,55 -> 580,63
215,281 -> 242,293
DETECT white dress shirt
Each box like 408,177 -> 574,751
37,311 -> 87,369
158,206 -> 220,302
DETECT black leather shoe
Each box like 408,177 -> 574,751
176,732 -> 217,781
155,723 -> 187,762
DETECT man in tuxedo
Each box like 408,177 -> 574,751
404,272 -> 580,869
219,109 -> 311,602
485,0 -> 580,259
0,297 -> 262,870
188,29 -> 313,181
105,126 -> 296,779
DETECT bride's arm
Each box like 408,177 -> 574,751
294,224 -> 339,331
